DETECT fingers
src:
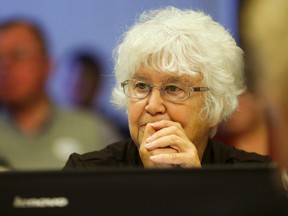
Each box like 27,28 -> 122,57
141,147 -> 178,168
142,123 -> 157,143
139,123 -> 157,168
145,134 -> 181,151
145,121 -> 188,152
140,119 -> 201,168
145,125 -> 181,143
150,152 -> 201,168
148,120 -> 182,131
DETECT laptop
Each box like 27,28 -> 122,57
0,165 -> 287,215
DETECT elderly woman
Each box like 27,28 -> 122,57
64,7 -> 270,169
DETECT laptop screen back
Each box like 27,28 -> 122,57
0,165 -> 287,215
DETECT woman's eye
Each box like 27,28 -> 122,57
165,85 -> 182,92
135,82 -> 149,90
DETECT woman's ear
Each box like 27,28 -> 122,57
209,119 -> 220,128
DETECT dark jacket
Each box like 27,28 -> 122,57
63,138 -> 271,170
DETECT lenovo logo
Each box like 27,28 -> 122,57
13,196 -> 69,208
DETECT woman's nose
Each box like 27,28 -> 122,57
144,88 -> 166,115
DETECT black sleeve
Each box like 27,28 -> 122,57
62,150 -> 119,170
202,139 -> 272,165
62,139 -> 139,170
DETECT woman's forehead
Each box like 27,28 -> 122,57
132,70 -> 202,84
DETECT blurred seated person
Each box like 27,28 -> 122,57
65,49 -> 127,138
0,18 -> 120,170
64,7 -> 271,170
214,90 -> 270,156
239,0 -> 288,188
66,50 -> 102,109
213,0 -> 273,157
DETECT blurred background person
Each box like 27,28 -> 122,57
66,50 -> 103,110
214,0 -> 281,157
0,18 -> 120,170
64,48 -> 127,138
239,0 -> 288,188
214,87 -> 270,156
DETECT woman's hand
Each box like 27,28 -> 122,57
139,120 -> 201,168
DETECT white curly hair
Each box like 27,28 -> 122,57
111,6 -> 245,137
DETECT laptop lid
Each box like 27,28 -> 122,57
0,165 -> 287,215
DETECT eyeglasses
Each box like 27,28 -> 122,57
121,79 -> 209,103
